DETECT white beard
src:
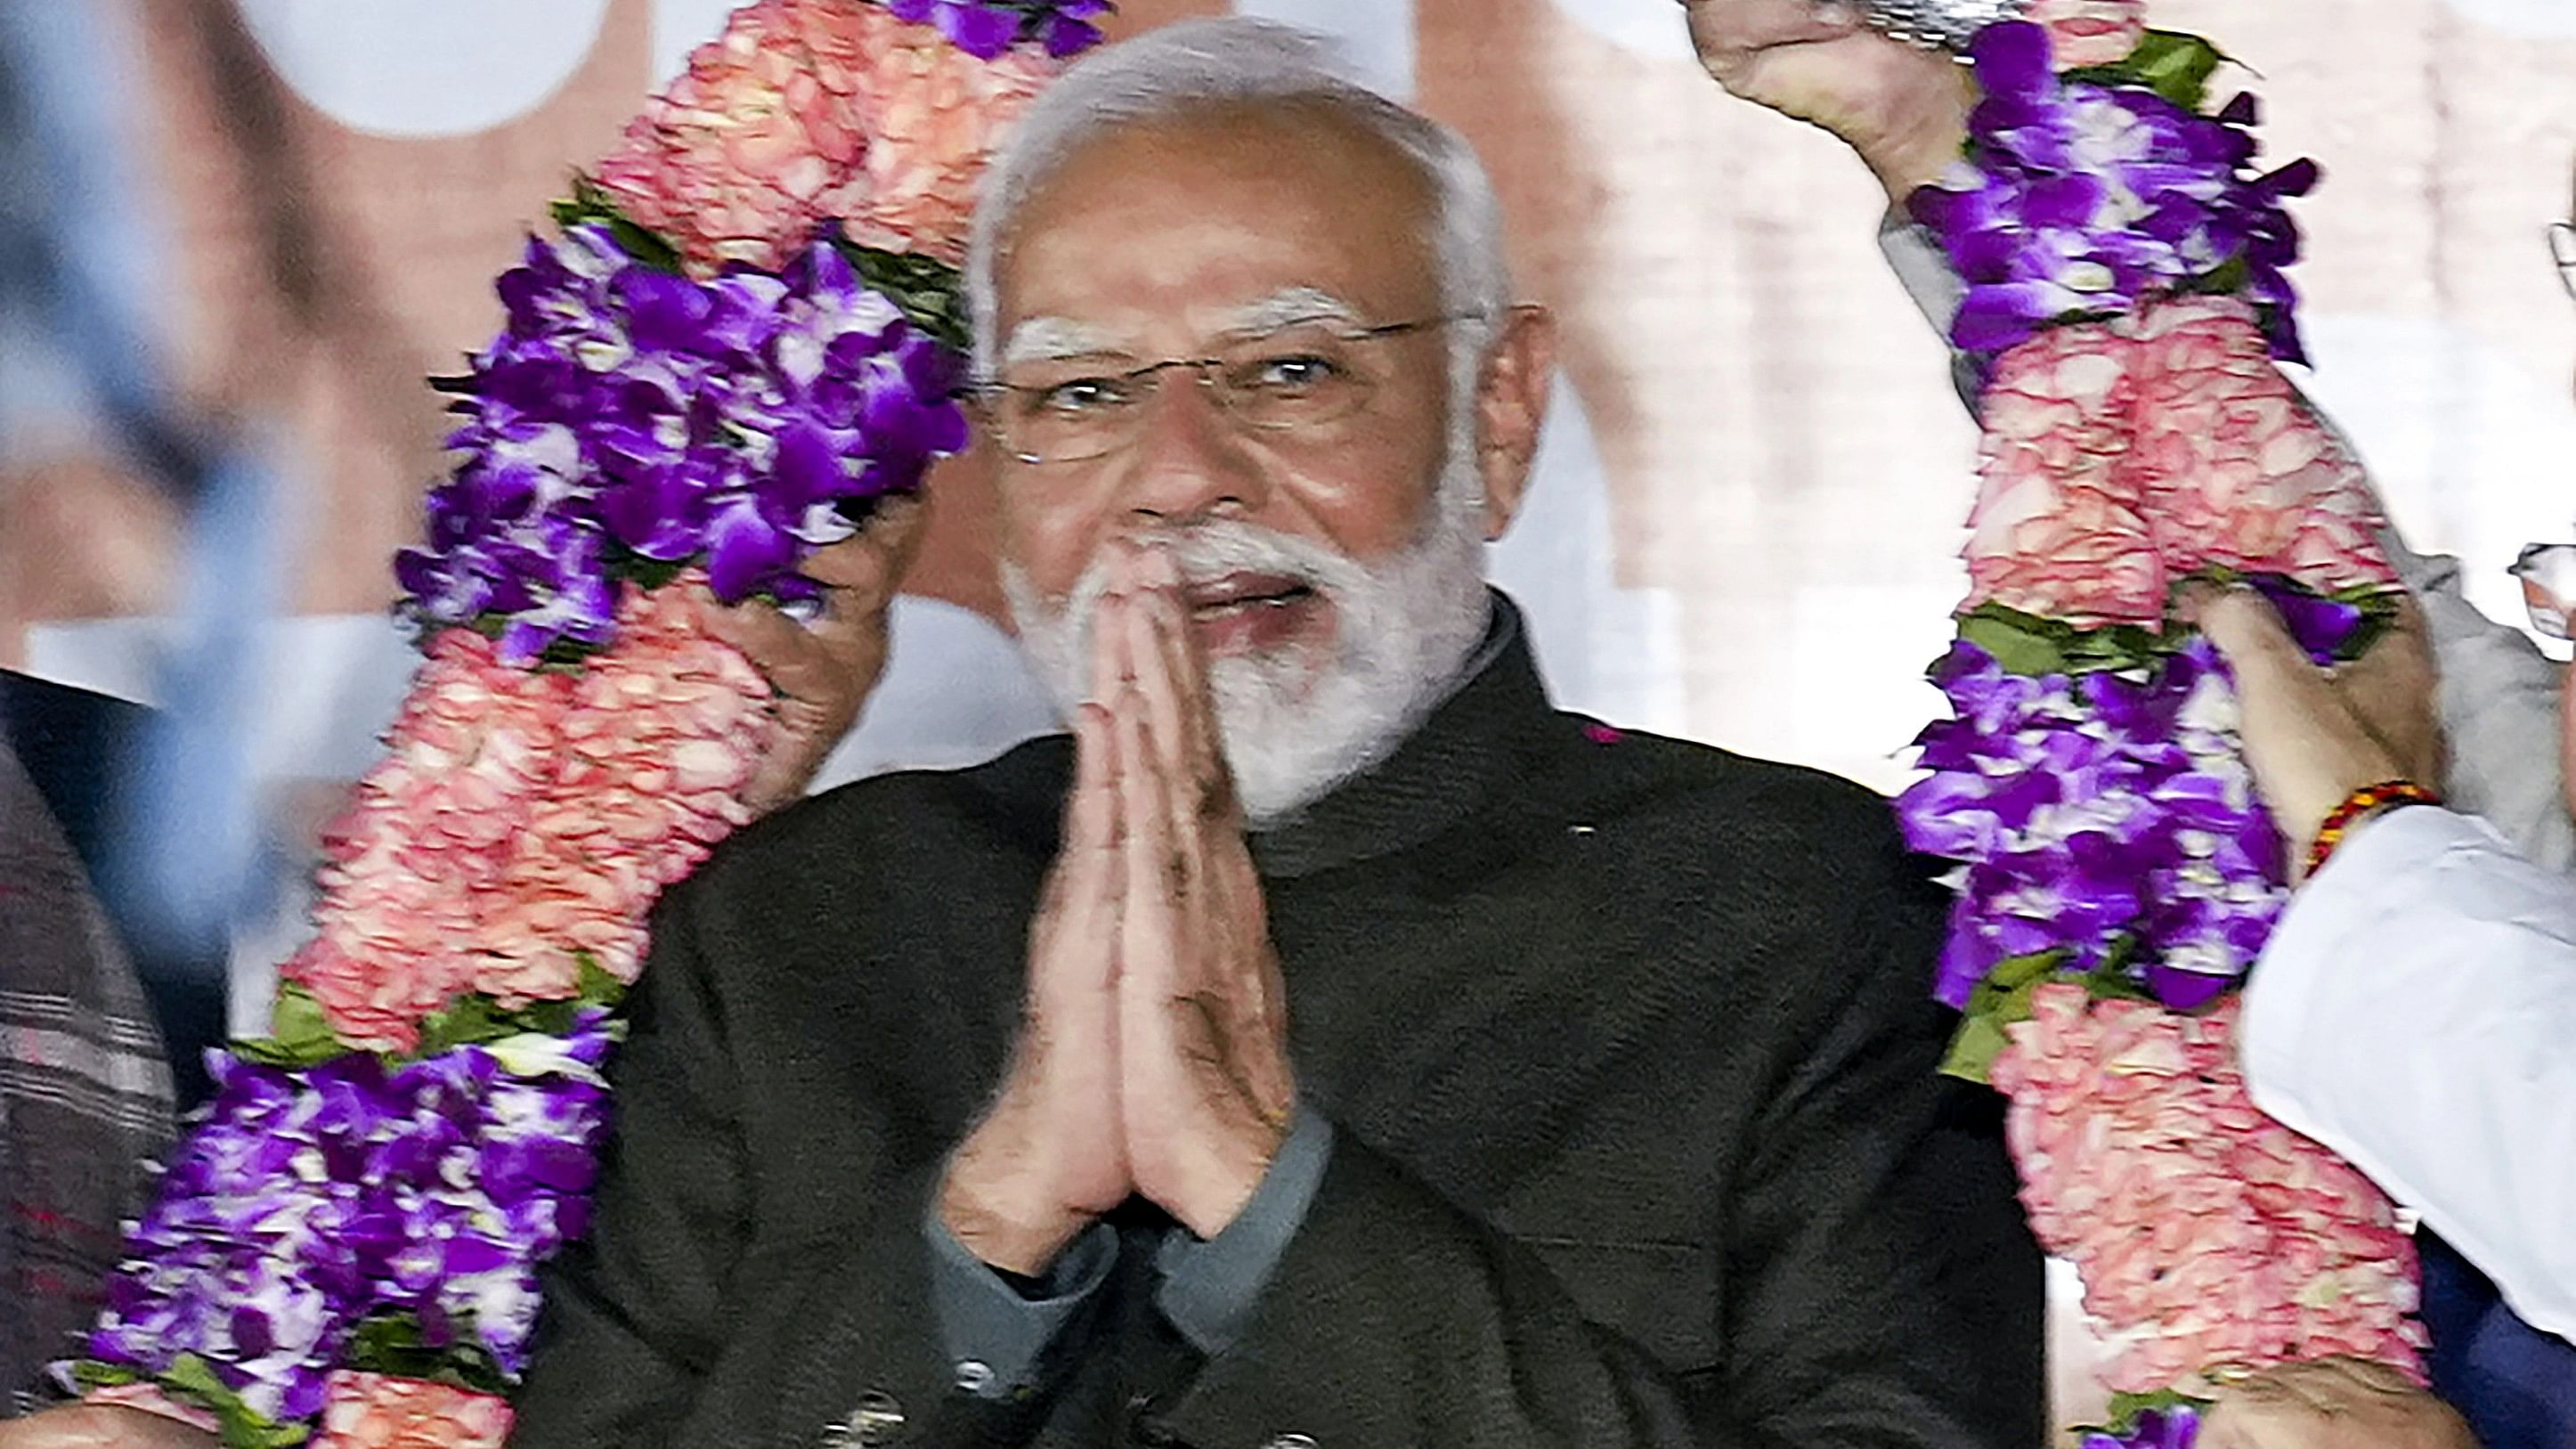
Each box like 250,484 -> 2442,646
1004,463 -> 1491,829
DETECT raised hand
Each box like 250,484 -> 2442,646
936,545 -> 1132,1275
1679,0 -> 1977,201
1109,542 -> 1296,1241
703,495 -> 927,815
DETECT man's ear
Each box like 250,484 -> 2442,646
1471,305 -> 1557,542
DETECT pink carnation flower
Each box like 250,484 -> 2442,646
1963,298 -> 2397,626
2027,0 -> 2148,68
1993,986 -> 2423,1395
287,631 -> 573,1051
312,1372 -> 511,1449
596,0 -> 1056,273
1965,322 -> 2166,626
2128,297 -> 2399,596
288,579 -> 772,1046
467,579 -> 770,1007
800,0 -> 1054,266
595,0 -> 852,273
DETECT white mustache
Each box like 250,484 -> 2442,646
1062,523 -> 1369,618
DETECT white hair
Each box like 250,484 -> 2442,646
965,17 -> 1512,379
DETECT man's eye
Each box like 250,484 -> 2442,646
1238,354 -> 1345,393
1033,378 -> 1132,415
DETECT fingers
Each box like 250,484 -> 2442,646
2203,1357 -> 2478,1449
698,595 -> 821,680
2335,592 -> 2434,695
2180,582 -> 2401,864
1060,703 -> 1124,993
1684,0 -> 1865,61
707,499 -> 922,682
1113,683 -> 1191,1073
2334,593 -> 2444,782
805,494 -> 927,589
1132,545 -> 1231,808
2182,582 -> 2314,682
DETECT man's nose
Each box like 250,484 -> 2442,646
1120,367 -> 1269,525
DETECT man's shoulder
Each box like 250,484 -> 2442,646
1548,713 -> 1907,846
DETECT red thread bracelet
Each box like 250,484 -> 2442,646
2304,779 -> 2441,879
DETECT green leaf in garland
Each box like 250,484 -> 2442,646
549,173 -> 685,274
71,1359 -> 143,1392
2328,582 -> 2406,663
604,540 -> 689,595
2073,1386 -> 2218,1439
345,1313 -> 514,1396
829,237 -> 972,356
2104,1387 -> 2214,1421
157,1352 -> 312,1449
1956,603 -> 2168,679
1955,606 -> 2070,678
2123,30 -> 2232,112
574,950 -> 629,1010
1940,949 -> 2068,1084
231,981 -> 357,1069
412,991 -> 504,1059
2063,29 -> 2235,114
402,977 -> 628,1062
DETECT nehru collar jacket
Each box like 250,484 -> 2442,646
513,591 -> 2044,1449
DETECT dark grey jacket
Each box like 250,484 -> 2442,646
512,606 -> 2044,1448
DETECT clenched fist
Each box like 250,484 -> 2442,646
1679,0 -> 1976,201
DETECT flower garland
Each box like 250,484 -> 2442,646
1893,5 -> 2426,1443
71,4 -> 1100,1444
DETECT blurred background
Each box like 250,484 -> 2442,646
5,0 -> 2574,1089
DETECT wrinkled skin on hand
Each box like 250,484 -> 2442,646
702,494 -> 928,814
2198,1357 -> 2475,1449
0,1405 -> 218,1449
937,540 -> 1295,1275
2185,584 -> 2443,875
1678,0 -> 1977,200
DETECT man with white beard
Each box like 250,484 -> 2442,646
495,19 -> 2043,1448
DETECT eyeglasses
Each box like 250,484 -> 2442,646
976,313 -> 1485,466
2551,221 -> 2576,302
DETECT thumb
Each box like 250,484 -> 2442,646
2181,582 -> 2315,699
2180,582 -> 2393,862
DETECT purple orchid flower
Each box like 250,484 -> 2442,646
2083,1405 -> 2203,1449
1901,583 -> 2373,1012
884,0 -> 1109,61
397,224 -> 969,651
87,1014 -> 620,1428
1909,21 -> 2320,366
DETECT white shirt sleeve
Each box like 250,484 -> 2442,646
2243,806 -> 2576,1339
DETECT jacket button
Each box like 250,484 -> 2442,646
822,1389 -> 905,1447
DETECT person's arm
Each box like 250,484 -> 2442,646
1874,136 -> 2573,874
2241,804 -> 2576,1341
1142,835 -> 2044,1449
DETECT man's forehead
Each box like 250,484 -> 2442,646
992,105 -> 1442,337
1002,287 -> 1368,364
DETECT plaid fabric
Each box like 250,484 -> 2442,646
0,738 -> 172,1413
